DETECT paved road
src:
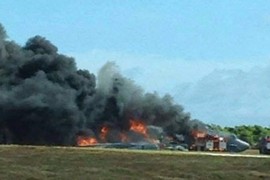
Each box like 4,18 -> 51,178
184,151 -> 270,158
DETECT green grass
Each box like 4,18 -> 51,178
0,145 -> 270,180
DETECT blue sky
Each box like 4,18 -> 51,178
1,1 -> 270,126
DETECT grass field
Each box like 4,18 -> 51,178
0,145 -> 270,180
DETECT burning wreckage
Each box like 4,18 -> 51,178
75,119 -> 250,152
76,120 -> 162,150
0,24 -> 249,153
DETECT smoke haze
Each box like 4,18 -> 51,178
0,24 -> 201,145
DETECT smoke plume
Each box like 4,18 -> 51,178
0,24 -> 203,145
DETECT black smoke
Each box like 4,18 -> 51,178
0,24 -> 204,145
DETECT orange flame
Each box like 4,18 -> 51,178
192,130 -> 206,138
77,136 -> 98,146
129,119 -> 148,137
100,126 -> 109,141
120,132 -> 129,142
129,119 -> 161,144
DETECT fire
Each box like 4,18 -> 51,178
100,126 -> 109,141
129,119 -> 148,137
77,136 -> 98,146
128,119 -> 160,144
192,130 -> 206,138
120,132 -> 129,142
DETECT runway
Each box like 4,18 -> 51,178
181,151 -> 270,158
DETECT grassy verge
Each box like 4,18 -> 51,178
0,145 -> 269,180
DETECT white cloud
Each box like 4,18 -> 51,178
174,66 -> 270,127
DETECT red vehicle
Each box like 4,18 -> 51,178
190,131 -> 249,152
190,131 -> 227,151
258,136 -> 270,154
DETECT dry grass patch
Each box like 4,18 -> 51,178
0,145 -> 269,180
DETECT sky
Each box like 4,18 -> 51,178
1,1 -> 270,126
